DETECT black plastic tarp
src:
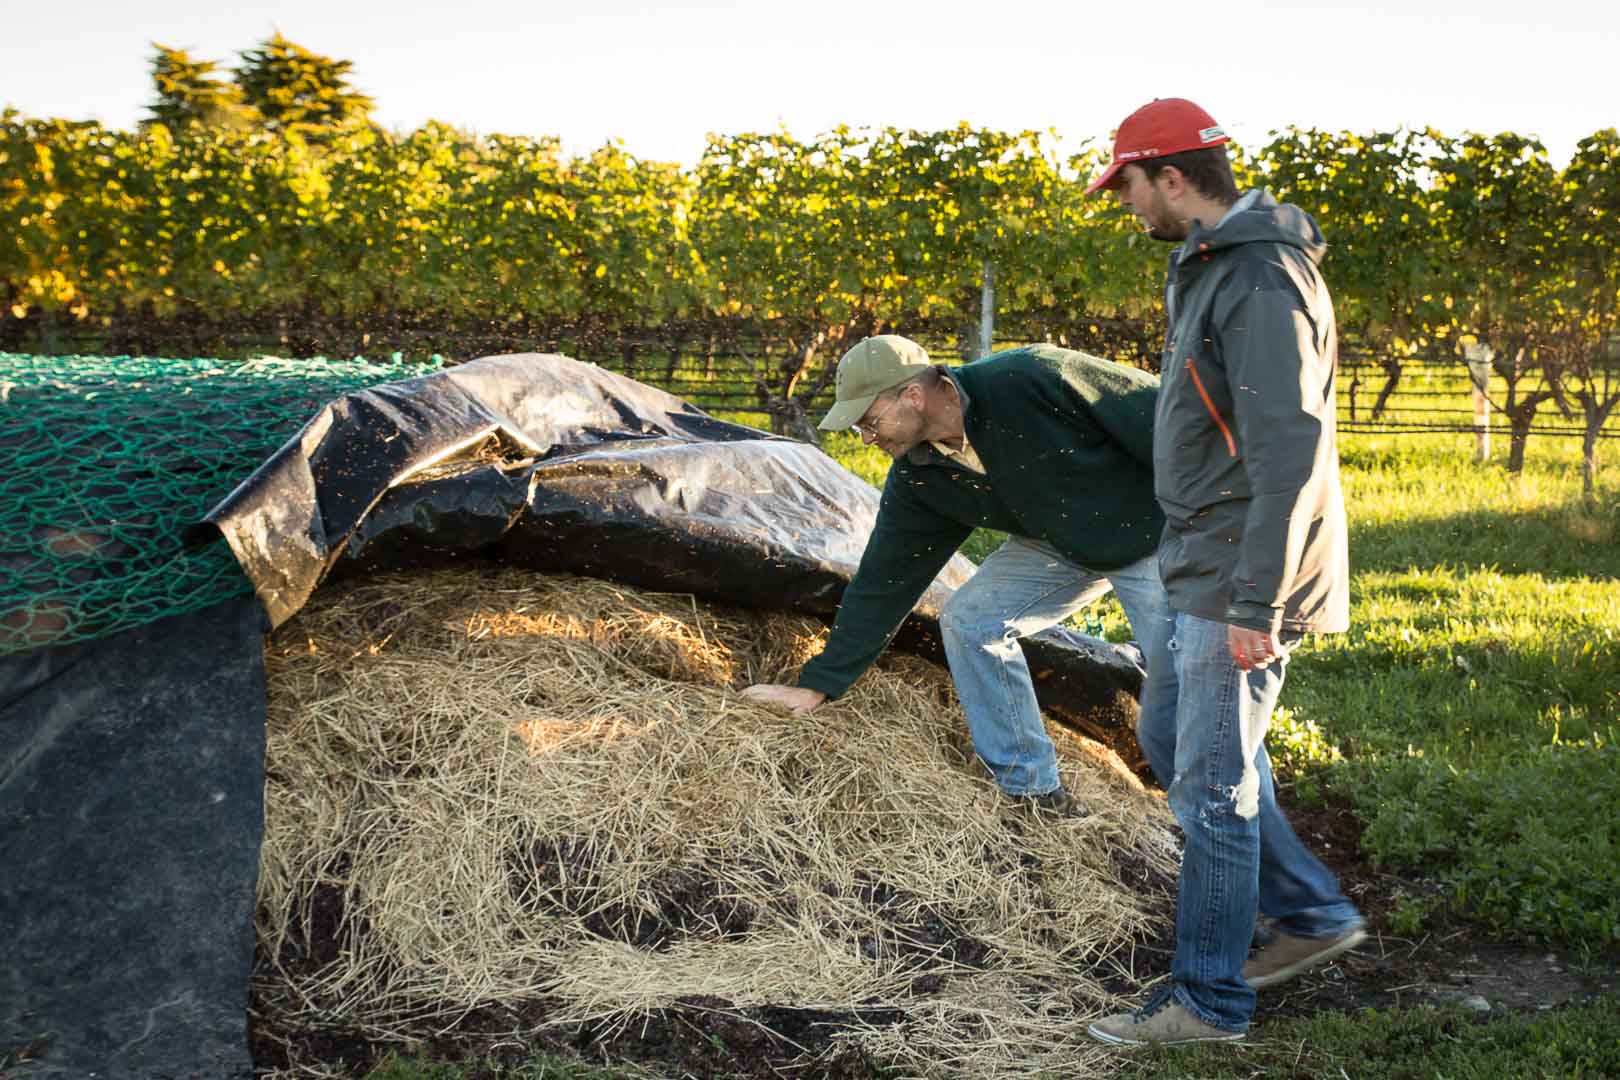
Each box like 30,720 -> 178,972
198,352 -> 1145,724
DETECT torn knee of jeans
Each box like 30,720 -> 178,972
1175,780 -> 1259,824
1224,768 -> 1261,820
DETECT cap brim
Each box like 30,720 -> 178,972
818,393 -> 879,432
1084,160 -> 1124,196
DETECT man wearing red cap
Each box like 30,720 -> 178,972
1083,98 -> 1364,1046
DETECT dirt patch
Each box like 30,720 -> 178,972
249,787 -> 1618,1078
248,996 -> 897,1079
1253,793 -> 1620,1024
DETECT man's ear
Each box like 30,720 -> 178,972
1154,164 -> 1188,199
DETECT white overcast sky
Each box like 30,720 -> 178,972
3,0 -> 1615,167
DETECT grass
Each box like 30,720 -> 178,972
362,1055 -> 642,1079
1282,433 -> 1619,949
1115,996 -> 1620,1079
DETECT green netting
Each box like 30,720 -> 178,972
1,352 -> 443,656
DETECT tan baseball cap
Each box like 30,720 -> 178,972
817,335 -> 933,432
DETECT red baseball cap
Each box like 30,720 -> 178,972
1085,98 -> 1230,194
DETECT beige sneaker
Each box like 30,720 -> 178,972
1088,999 -> 1245,1046
1244,925 -> 1367,989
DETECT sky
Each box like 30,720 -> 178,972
3,0 -> 1616,169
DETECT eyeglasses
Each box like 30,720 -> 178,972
851,395 -> 897,438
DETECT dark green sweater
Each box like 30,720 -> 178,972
798,344 -> 1163,699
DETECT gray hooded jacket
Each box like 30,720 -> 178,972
1153,190 -> 1350,635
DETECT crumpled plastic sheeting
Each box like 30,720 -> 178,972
195,350 -> 1144,730
196,352 -> 972,626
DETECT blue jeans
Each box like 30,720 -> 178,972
937,537 -> 1177,797
1137,610 -> 1364,1031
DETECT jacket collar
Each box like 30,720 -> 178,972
1172,189 -> 1327,270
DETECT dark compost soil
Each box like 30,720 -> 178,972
248,789 -> 1620,1079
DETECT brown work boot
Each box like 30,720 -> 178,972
1244,925 -> 1367,989
1088,995 -> 1245,1046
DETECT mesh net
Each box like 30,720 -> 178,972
0,352 -> 442,656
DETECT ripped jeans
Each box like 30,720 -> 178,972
1136,611 -> 1363,1032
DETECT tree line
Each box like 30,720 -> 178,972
2,35 -> 1618,490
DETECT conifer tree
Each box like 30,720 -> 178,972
144,44 -> 255,130
234,33 -> 375,139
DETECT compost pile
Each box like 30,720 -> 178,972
255,564 -> 1179,1079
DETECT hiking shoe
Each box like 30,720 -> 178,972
1244,925 -> 1367,989
1088,998 -> 1245,1046
1024,785 -> 1080,818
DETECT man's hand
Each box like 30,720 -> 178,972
740,684 -> 826,715
1227,625 -> 1283,671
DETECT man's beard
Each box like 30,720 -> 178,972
879,435 -> 921,459
875,422 -> 924,459
1143,209 -> 1190,242
1140,191 -> 1190,242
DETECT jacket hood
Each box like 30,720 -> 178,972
1175,190 -> 1327,268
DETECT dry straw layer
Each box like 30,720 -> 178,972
259,565 -> 1178,1078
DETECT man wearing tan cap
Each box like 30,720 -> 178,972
1082,97 -> 1363,1047
743,335 -> 1174,819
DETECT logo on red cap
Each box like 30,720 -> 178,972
1086,98 -> 1230,194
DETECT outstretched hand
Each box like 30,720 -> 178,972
740,683 -> 827,715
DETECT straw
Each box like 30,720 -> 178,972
256,566 -> 1177,1077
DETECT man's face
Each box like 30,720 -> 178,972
855,385 -> 926,459
1114,164 -> 1187,242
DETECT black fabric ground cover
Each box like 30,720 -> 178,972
1,596 -> 267,1079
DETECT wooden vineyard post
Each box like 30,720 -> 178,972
979,261 -> 995,360
1464,342 -> 1493,462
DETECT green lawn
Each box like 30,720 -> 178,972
1287,434 -> 1619,948
1117,996 -> 1620,1079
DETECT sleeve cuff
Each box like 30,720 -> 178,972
796,667 -> 851,700
1222,602 -> 1283,634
